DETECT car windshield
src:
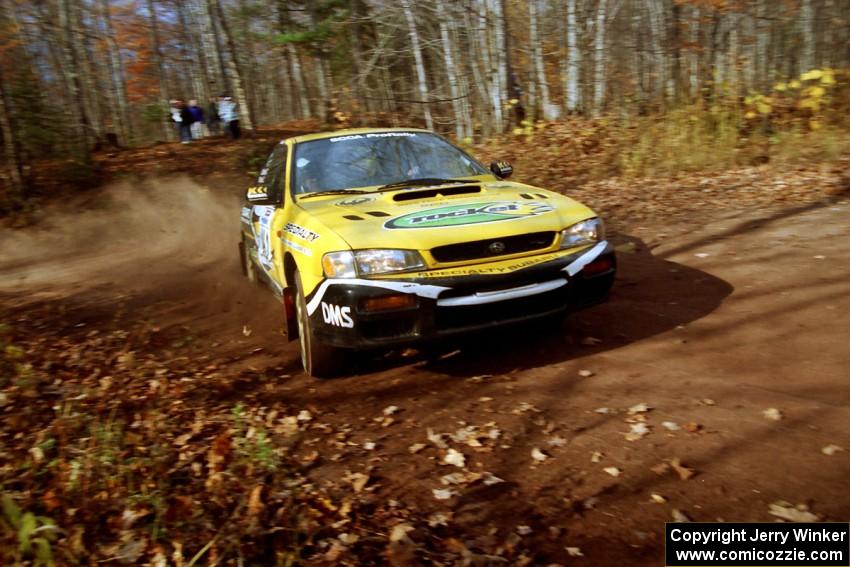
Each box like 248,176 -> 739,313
291,131 -> 487,195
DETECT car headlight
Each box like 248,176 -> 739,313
560,218 -> 604,249
322,249 -> 426,278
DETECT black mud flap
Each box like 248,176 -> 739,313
238,241 -> 247,276
282,286 -> 298,342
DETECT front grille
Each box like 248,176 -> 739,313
431,231 -> 556,263
435,285 -> 568,330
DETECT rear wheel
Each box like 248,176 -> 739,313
293,270 -> 345,378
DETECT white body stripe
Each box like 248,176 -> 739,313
304,240 -> 609,316
564,241 -> 608,276
306,279 -> 449,316
437,278 -> 567,307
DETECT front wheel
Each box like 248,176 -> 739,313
293,270 -> 345,378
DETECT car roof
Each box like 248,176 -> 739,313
287,127 -> 433,145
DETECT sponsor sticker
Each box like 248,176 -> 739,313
336,196 -> 376,207
321,302 -> 354,328
284,222 -> 320,242
329,132 -> 416,143
385,201 -> 554,229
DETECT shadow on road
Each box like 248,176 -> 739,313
340,233 -> 734,379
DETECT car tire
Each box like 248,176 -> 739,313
240,236 -> 259,285
293,270 -> 345,378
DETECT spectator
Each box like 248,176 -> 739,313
188,99 -> 205,140
207,97 -> 221,136
178,101 -> 194,143
218,95 -> 240,139
169,99 -> 183,141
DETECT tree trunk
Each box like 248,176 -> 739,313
211,0 -> 255,130
146,0 -> 173,142
529,0 -> 552,119
197,0 -> 227,96
0,51 -> 24,198
436,0 -> 464,138
565,0 -> 581,112
58,0 -> 94,157
401,0 -> 433,130
799,0 -> 815,73
592,1 -> 607,115
101,0 -> 132,144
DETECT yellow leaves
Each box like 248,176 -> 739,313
800,68 -> 835,85
756,100 -> 772,115
800,69 -> 823,81
744,94 -> 772,116
809,119 -> 822,131
773,82 -> 787,92
789,80 -> 801,89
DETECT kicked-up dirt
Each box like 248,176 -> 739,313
1,171 -> 849,564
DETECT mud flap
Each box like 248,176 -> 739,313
282,286 -> 297,341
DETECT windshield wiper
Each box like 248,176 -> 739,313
299,189 -> 369,200
375,178 -> 475,192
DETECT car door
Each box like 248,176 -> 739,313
248,144 -> 287,279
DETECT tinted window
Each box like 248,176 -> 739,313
254,144 -> 287,203
291,132 -> 486,194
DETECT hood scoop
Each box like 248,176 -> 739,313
393,185 -> 481,202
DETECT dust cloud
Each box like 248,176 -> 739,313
0,177 -> 243,302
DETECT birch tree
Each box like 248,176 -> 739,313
401,0 -> 433,130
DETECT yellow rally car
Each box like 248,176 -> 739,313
239,128 -> 615,377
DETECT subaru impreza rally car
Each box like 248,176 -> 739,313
239,128 -> 615,377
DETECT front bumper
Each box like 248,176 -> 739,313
304,241 -> 616,349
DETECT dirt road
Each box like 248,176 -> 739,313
2,177 -> 848,564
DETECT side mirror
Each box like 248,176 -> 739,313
245,185 -> 278,205
490,160 -> 513,179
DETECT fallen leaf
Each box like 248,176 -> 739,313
432,488 -> 455,500
650,493 -> 667,504
768,501 -> 820,522
591,451 -> 603,463
628,403 -> 651,414
383,405 -> 400,416
247,485 -> 264,520
408,443 -> 426,454
427,428 -> 447,449
362,441 -> 376,451
821,444 -> 843,456
242,325 -> 252,336
481,472 -> 504,486
763,408 -> 783,421
549,436 -> 568,447
625,422 -> 651,441
603,467 -> 621,477
389,523 -> 414,542
443,448 -> 466,468
578,369 -> 595,378
516,525 -> 532,535
297,410 -> 312,422
670,458 -> 695,480
651,462 -> 671,475
531,448 -> 549,463
594,407 -> 612,414
428,512 -> 451,527
671,509 -> 691,522
565,546 -> 584,557
662,421 -> 680,431
685,422 -> 702,433
347,472 -> 370,493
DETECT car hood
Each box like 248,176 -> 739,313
295,179 -> 597,250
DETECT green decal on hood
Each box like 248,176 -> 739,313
385,201 -> 555,229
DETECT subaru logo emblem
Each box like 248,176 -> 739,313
488,241 -> 506,254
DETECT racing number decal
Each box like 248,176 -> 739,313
251,205 -> 276,270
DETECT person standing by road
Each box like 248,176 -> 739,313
218,95 -> 240,139
188,100 -> 205,139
